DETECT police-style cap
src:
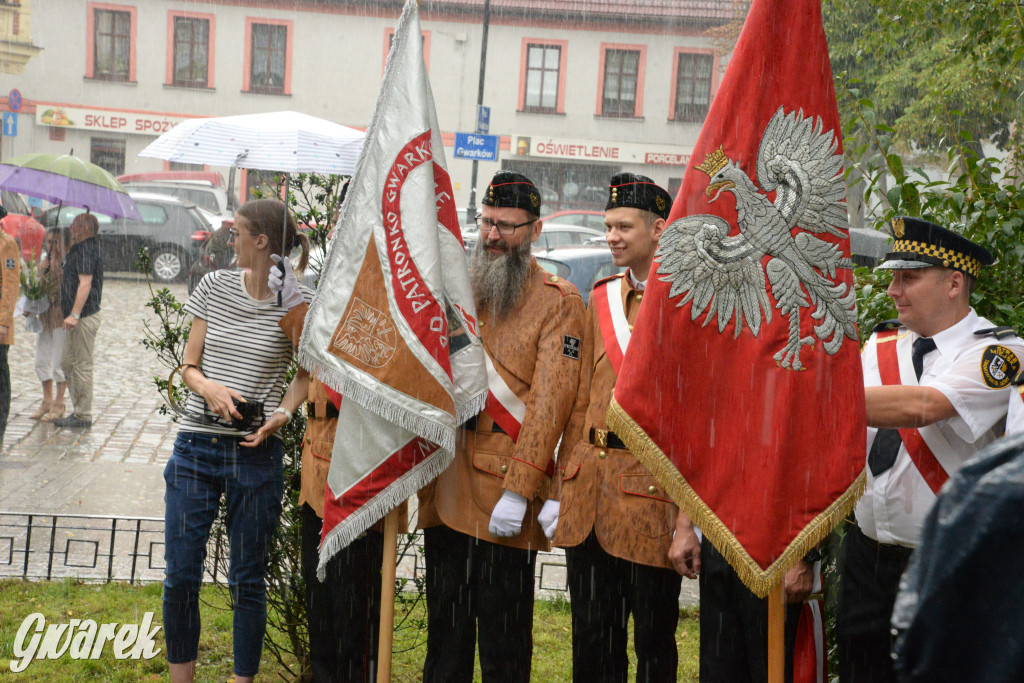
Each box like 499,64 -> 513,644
482,171 -> 542,216
877,216 -> 994,279
605,172 -> 672,220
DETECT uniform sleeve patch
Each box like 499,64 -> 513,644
562,335 -> 580,360
5,259 -> 14,269
980,345 -> 1021,389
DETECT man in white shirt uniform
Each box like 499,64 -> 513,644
838,216 -> 1023,682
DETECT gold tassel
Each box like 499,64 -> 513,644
607,397 -> 866,598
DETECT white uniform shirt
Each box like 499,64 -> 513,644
1007,384 -> 1024,437
855,309 -> 1024,547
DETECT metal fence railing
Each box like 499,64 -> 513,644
0,511 -> 571,593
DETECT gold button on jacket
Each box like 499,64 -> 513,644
552,272 -> 678,570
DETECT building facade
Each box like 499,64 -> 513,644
1,0 -> 736,210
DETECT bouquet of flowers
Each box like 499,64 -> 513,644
17,258 -> 51,333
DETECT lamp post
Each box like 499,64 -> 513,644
465,0 -> 490,224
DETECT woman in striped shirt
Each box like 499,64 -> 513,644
163,199 -> 313,683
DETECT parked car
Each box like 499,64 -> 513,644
0,190 -> 45,261
188,221 -> 235,293
532,223 -> 604,252
541,209 -> 607,232
41,193 -> 211,282
535,245 -> 625,302
117,171 -> 237,218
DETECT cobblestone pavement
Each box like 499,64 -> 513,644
0,275 -> 179,518
0,275 -> 699,604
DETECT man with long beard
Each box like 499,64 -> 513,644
418,170 -> 586,682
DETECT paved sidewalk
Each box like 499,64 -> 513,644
0,276 -> 178,518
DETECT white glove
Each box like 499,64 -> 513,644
538,499 -> 560,539
269,254 -> 304,309
488,490 -> 529,537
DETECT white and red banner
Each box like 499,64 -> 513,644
298,0 -> 487,573
607,0 -> 866,596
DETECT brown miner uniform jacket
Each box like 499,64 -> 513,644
552,272 -> 678,570
418,261 -> 586,551
0,231 -> 20,346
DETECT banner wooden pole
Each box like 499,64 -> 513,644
767,583 -> 785,683
375,508 -> 400,683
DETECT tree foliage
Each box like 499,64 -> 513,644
824,0 -> 1024,154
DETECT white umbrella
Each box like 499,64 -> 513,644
138,110 -> 365,174
140,110 -> 365,304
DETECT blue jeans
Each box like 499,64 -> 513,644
162,431 -> 284,677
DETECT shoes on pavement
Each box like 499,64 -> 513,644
53,415 -> 92,429
40,402 -> 66,422
29,401 -> 53,420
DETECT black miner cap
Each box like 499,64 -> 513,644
877,216 -> 995,279
605,172 -> 672,220
482,171 -> 542,216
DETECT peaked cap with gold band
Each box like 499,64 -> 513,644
605,172 -> 672,220
481,170 -> 542,216
877,216 -> 995,279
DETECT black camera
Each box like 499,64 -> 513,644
230,398 -> 265,432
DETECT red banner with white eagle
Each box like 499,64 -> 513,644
298,0 -> 486,575
607,0 -> 866,596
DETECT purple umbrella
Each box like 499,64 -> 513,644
0,153 -> 141,220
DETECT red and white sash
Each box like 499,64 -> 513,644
592,276 -> 631,376
875,329 -> 950,494
484,352 -> 525,441
793,561 -> 826,683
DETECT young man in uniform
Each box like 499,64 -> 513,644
550,172 -> 698,681
838,216 -> 1023,682
417,170 -> 586,683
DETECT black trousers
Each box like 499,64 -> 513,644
699,537 -> 802,683
565,531 -> 682,682
300,504 -> 384,683
0,344 -> 9,447
422,524 -> 537,683
837,523 -> 914,683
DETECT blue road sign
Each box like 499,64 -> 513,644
476,105 -> 491,134
2,112 -> 17,137
454,132 -> 498,161
8,89 -> 22,112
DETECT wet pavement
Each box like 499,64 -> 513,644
0,275 -> 178,519
0,275 -> 699,604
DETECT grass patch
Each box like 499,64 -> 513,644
0,579 -> 699,681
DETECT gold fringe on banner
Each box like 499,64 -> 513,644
607,396 -> 866,598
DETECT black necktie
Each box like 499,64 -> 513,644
868,337 -> 937,477
912,337 -> 937,381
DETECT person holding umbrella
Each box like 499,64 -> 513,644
54,213 -> 102,430
29,227 -> 70,422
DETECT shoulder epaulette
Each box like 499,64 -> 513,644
544,272 -> 581,297
592,272 -> 625,290
872,319 -> 901,333
974,326 -> 1018,340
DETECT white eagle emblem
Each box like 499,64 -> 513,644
656,107 -> 858,371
